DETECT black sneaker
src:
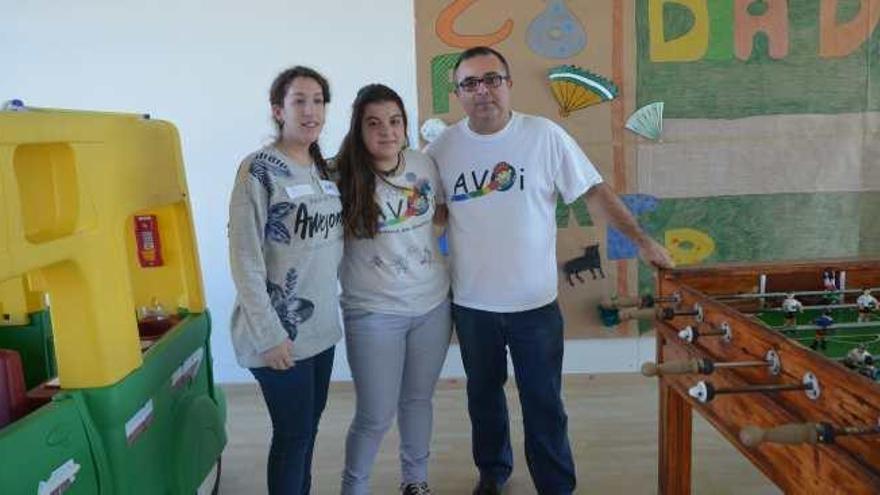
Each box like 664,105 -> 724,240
472,479 -> 502,495
401,482 -> 432,495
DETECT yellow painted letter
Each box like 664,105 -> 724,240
649,0 -> 710,62
664,228 -> 715,266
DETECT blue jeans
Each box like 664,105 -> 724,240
251,346 -> 335,495
453,301 -> 576,495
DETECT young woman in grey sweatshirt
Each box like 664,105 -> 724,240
228,66 -> 343,495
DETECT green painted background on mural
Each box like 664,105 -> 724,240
632,191 -> 880,331
634,191 -> 880,329
636,0 -> 880,118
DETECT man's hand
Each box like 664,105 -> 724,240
638,237 -> 675,270
584,183 -> 675,270
261,339 -> 295,370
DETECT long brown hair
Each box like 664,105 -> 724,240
337,84 -> 409,239
269,66 -> 332,179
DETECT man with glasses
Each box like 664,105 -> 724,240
425,46 -> 674,495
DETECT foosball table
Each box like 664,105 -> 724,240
615,259 -> 880,494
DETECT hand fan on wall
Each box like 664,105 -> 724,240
547,65 -> 618,117
420,118 -> 448,143
625,102 -> 664,140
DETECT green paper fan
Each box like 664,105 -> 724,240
625,102 -> 664,140
547,65 -> 618,117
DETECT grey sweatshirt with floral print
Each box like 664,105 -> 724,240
228,146 -> 343,368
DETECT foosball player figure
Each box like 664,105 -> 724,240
781,293 -> 804,327
811,310 -> 834,351
844,344 -> 873,367
822,268 -> 841,304
844,344 -> 878,380
856,288 -> 879,323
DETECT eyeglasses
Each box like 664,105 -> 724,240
456,74 -> 510,92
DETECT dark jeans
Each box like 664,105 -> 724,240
453,301 -> 576,495
251,346 -> 335,495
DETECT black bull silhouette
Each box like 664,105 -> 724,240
562,244 -> 605,286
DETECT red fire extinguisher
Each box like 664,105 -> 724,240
134,215 -> 164,267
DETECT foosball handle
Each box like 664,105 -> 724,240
641,359 -> 702,377
619,307 -> 657,321
739,423 -> 820,447
600,295 -> 642,310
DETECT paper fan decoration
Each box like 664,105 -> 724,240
625,102 -> 664,140
547,65 -> 618,117
420,118 -> 448,143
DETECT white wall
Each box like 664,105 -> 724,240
3,0 -> 651,383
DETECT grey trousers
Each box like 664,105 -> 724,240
340,299 -> 452,494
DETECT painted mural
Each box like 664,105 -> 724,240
416,0 -> 880,338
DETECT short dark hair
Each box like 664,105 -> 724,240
452,46 -> 511,83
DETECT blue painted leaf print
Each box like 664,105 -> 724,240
249,155 -> 292,196
285,268 -> 298,295
265,268 -> 314,340
265,201 -> 295,244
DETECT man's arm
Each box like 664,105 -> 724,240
584,182 -> 675,269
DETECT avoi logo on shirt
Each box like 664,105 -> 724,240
378,173 -> 433,230
451,161 -> 524,202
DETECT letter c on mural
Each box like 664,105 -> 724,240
436,0 -> 514,48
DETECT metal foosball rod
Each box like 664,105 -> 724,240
740,421 -> 880,447
753,302 -> 858,313
678,322 -> 732,343
688,372 -> 820,404
778,320 -> 878,333
714,287 -> 880,302
660,304 -> 703,321
642,351 -> 781,377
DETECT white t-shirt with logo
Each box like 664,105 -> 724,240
425,112 -> 603,312
340,149 -> 450,316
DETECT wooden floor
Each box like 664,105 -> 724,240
220,373 -> 780,494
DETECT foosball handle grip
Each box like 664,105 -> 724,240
739,423 -> 819,447
641,359 -> 701,377
619,308 -> 657,321
600,295 -> 642,310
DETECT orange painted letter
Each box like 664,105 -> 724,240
734,0 -> 789,60
820,0 -> 880,58
435,0 -> 513,48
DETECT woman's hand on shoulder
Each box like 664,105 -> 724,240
262,339 -> 295,370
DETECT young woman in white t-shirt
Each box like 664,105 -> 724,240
336,84 -> 451,495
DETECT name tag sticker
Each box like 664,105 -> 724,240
285,185 -> 314,199
320,180 -> 340,196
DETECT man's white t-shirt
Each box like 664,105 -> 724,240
340,149 -> 450,316
425,112 -> 603,312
